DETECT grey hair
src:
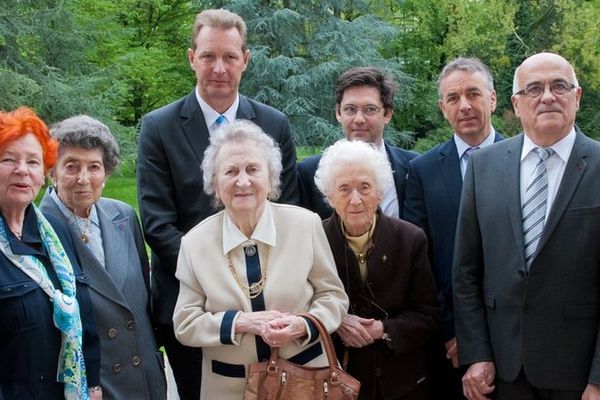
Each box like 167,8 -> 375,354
202,120 -> 282,208
315,139 -> 394,204
437,57 -> 494,97
512,55 -> 579,95
50,115 -> 120,175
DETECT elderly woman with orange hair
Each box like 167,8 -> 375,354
0,107 -> 101,400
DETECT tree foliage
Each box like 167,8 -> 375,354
1,0 -> 599,163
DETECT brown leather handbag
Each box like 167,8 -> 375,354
243,313 -> 360,400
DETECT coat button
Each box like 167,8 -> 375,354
107,328 -> 117,338
375,368 -> 383,377
113,363 -> 122,373
126,320 -> 135,330
131,356 -> 141,367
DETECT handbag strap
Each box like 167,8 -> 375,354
269,313 -> 339,373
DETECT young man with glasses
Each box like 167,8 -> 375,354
297,66 -> 418,219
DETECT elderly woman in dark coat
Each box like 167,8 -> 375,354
39,115 -> 166,399
0,107 -> 100,400
315,139 -> 440,400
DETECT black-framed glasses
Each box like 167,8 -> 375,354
340,105 -> 382,117
514,81 -> 576,98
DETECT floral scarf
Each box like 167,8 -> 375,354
0,205 -> 88,400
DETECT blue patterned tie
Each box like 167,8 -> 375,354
522,147 -> 554,271
215,115 -> 227,127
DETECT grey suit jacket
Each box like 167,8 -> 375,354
453,130 -> 600,391
40,193 -> 167,400
137,91 -> 299,325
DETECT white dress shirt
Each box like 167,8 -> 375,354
454,127 -> 497,179
376,142 -> 399,219
195,88 -> 239,136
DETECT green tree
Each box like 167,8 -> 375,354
196,0 -> 413,147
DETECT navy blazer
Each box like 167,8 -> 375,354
298,142 -> 418,219
137,91 -> 299,325
0,206 -> 100,399
404,133 -> 503,341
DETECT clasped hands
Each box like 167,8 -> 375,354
336,314 -> 384,348
235,310 -> 307,347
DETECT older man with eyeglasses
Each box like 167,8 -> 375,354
453,52 -> 600,400
297,66 -> 418,220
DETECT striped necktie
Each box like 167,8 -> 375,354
522,147 -> 554,271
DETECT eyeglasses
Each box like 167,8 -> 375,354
340,105 -> 382,117
514,81 -> 576,98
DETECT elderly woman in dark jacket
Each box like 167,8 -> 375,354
0,107 -> 100,400
39,115 -> 166,399
315,139 -> 440,400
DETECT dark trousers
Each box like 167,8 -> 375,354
426,338 -> 466,400
493,370 -> 583,400
158,323 -> 203,400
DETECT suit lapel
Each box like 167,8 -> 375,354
41,195 -> 130,310
237,95 -> 256,121
439,140 -> 462,211
181,91 -> 211,163
536,130 -> 588,252
97,201 -> 130,292
503,135 -> 526,263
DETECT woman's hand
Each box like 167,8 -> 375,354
235,310 -> 286,335
261,315 -> 307,347
336,314 -> 376,348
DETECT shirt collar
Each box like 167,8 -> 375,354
195,88 -> 239,127
6,204 -> 45,257
454,126 -> 496,159
49,187 -> 100,228
520,127 -> 576,163
222,201 -> 276,255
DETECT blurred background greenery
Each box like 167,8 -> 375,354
3,0 -> 600,194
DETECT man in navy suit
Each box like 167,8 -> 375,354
136,9 -> 298,400
404,58 -> 502,399
298,66 -> 417,219
454,52 -> 600,400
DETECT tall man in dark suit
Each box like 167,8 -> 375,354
298,67 -> 417,219
136,9 -> 298,400
404,58 -> 502,399
453,52 -> 600,400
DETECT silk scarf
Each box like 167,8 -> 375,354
0,205 -> 88,400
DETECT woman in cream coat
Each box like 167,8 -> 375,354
173,120 -> 348,400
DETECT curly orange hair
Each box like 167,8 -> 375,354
0,107 -> 58,172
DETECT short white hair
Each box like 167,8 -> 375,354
202,120 -> 282,207
314,139 -> 394,203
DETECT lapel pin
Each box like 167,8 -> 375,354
382,255 -> 387,263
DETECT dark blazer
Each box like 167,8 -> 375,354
298,143 -> 418,219
323,211 -> 440,399
40,193 -> 167,400
0,206 -> 100,399
453,130 -> 600,391
137,91 -> 299,325
404,132 -> 502,341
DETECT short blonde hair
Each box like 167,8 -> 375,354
191,9 -> 247,51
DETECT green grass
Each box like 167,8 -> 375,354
103,176 -> 138,212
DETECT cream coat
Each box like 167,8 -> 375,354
173,202 -> 348,400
